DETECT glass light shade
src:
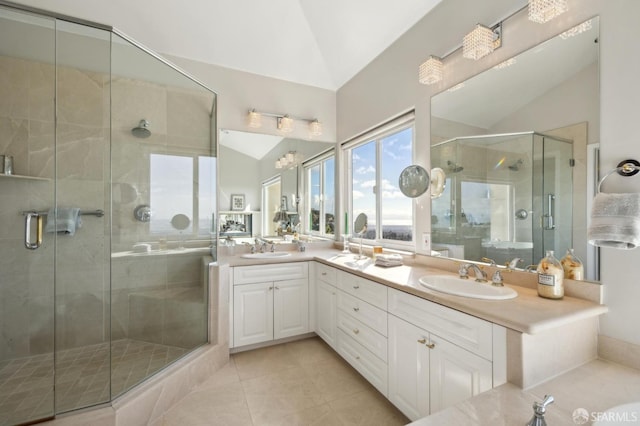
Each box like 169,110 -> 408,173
560,19 -> 592,39
418,56 -> 443,85
278,116 -> 294,133
247,110 -> 262,128
309,120 -> 322,136
528,0 -> 568,24
275,159 -> 282,169
280,155 -> 288,166
286,152 -> 295,162
463,24 -> 495,60
493,57 -> 517,70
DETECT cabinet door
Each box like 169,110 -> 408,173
429,334 -> 492,414
233,281 -> 274,346
316,280 -> 337,348
388,314 -> 430,421
274,278 -> 309,340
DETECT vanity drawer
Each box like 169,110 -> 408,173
337,309 -> 387,362
337,270 -> 387,310
337,290 -> 387,336
234,262 -> 308,285
388,288 -> 492,360
316,262 -> 337,286
336,329 -> 388,397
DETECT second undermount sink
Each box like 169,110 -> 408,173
241,251 -> 292,259
418,275 -> 517,300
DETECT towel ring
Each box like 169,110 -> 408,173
597,159 -> 640,193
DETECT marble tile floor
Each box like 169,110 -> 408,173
159,337 -> 409,426
0,339 -> 187,426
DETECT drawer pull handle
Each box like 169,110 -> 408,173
353,285 -> 360,289
269,286 -> 273,291
353,307 -> 359,312
332,292 -> 336,295
321,272 -> 327,276
275,286 -> 280,290
417,338 -> 426,344
353,328 -> 360,334
356,356 -> 361,360
426,342 -> 436,349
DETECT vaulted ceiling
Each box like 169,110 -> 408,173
11,0 -> 443,90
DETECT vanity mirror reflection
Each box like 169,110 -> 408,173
218,129 -> 333,239
430,17 -> 600,281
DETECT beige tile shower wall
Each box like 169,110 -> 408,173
0,55 -> 55,361
109,75 -> 213,345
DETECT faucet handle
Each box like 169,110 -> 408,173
481,257 -> 496,266
491,270 -> 504,287
458,264 -> 469,279
534,395 -> 554,415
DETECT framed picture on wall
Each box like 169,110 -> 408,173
231,194 -> 245,211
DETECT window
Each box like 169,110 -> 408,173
345,116 -> 414,246
149,153 -> 216,237
304,153 -> 335,237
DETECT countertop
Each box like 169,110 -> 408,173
409,359 -> 640,425
219,247 -> 607,335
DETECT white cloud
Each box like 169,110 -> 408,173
352,153 -> 361,161
360,179 -> 376,189
352,190 -> 364,200
355,165 -> 375,175
382,190 -> 404,199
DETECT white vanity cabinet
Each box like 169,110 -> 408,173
231,262 -> 309,348
334,269 -> 389,396
387,288 -> 498,421
315,263 -> 338,348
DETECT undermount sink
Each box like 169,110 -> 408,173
418,275 -> 517,300
593,402 -> 640,425
241,251 -> 292,259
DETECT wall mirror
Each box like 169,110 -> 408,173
218,129 -> 333,239
430,17 -> 600,282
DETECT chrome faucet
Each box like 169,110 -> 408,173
491,270 -> 504,287
254,237 -> 273,253
459,263 -> 488,282
507,257 -> 524,270
526,395 -> 554,426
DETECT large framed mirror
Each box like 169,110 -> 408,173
430,17 -> 599,281
218,129 -> 333,239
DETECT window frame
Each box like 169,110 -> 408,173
342,113 -> 415,250
303,150 -> 335,239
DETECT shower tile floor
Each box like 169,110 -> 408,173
0,339 -> 188,426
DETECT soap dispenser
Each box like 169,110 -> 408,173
536,250 -> 564,299
560,248 -> 584,280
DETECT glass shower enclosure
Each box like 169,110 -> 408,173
430,132 -> 573,267
0,4 -> 217,425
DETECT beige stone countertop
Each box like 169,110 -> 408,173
219,247 -> 607,335
409,359 -> 640,425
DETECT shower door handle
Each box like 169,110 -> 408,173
544,194 -> 555,230
25,212 -> 43,250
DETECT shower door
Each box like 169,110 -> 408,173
0,7 -> 56,425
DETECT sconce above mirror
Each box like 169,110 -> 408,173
430,17 -> 600,282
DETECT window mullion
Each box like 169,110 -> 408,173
376,138 -> 382,241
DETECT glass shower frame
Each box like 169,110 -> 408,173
430,131 -> 573,267
0,2 -> 217,424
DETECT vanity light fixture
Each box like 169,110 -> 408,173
309,119 -> 323,137
277,115 -> 294,133
559,19 -> 592,39
493,57 -> 517,70
528,0 -> 567,24
247,109 -> 321,137
247,109 -> 262,128
463,23 -> 502,60
274,151 -> 298,170
418,55 -> 443,85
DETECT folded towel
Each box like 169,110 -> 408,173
588,192 -> 640,249
375,254 -> 404,267
45,207 -> 82,235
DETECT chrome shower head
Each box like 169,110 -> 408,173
131,119 -> 151,138
508,159 -> 523,171
447,160 -> 464,173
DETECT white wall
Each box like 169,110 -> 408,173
337,0 -> 640,346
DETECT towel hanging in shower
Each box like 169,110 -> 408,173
44,207 -> 82,235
